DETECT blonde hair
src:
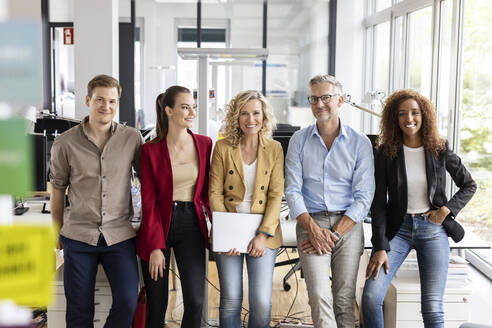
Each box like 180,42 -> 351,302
222,90 -> 276,145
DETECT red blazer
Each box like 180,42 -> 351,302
137,130 -> 212,261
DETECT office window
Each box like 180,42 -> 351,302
392,16 -> 404,90
364,0 -> 492,277
456,0 -> 492,266
436,0 -> 453,139
373,22 -> 390,96
375,0 -> 392,12
407,6 -> 432,98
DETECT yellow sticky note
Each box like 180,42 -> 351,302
0,225 -> 55,307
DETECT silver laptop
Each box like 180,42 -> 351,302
212,211 -> 263,253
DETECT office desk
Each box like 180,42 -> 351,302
12,202 -> 51,225
362,222 -> 491,253
281,220 -> 491,251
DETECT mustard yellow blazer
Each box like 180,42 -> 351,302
209,135 -> 284,249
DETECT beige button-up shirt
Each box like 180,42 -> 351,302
49,116 -> 143,246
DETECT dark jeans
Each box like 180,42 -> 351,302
61,235 -> 139,328
141,201 -> 206,328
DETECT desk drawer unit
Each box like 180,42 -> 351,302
383,277 -> 471,328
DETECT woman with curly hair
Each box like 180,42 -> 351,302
362,89 -> 477,328
209,90 -> 284,328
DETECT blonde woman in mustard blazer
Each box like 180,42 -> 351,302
209,90 -> 284,328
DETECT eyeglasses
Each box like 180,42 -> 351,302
307,94 -> 339,105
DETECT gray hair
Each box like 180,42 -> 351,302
309,74 -> 343,94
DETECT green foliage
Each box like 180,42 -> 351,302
460,0 -> 492,163
457,0 -> 492,237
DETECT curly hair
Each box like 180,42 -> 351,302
222,90 -> 277,145
377,89 -> 445,159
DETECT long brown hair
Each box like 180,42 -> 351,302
151,85 -> 191,143
377,89 -> 445,159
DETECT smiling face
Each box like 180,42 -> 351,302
309,82 -> 343,123
86,87 -> 119,125
166,92 -> 196,129
238,99 -> 264,137
398,98 -> 423,144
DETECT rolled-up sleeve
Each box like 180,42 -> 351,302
49,138 -> 70,190
344,137 -> 375,223
285,132 -> 309,220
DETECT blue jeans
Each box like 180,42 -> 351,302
362,214 -> 450,328
61,235 -> 139,328
215,248 -> 278,328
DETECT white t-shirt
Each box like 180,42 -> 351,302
403,145 -> 431,214
236,159 -> 257,214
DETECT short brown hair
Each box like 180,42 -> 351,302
87,74 -> 122,98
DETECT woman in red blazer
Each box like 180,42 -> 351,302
137,85 -> 212,328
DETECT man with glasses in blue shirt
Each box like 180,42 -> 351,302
285,74 -> 375,328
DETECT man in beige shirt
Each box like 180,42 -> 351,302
50,74 -> 143,327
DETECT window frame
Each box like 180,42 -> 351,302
364,0 -> 492,279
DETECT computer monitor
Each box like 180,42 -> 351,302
32,134 -> 48,192
272,124 -> 300,159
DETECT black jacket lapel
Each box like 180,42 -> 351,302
425,149 -> 437,205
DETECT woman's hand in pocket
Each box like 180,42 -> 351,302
425,206 -> 450,225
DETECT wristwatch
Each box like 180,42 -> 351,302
329,227 -> 341,240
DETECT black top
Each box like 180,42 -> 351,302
370,142 -> 477,251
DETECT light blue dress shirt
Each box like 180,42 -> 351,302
285,121 -> 375,223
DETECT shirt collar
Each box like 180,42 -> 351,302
81,115 -> 118,137
310,118 -> 347,139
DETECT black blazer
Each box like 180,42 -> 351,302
371,142 -> 477,251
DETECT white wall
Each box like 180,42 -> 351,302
335,0 -> 366,132
50,0 -> 73,22
50,0 -> 130,21
73,0 -> 119,120
137,0 -> 194,125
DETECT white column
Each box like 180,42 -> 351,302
198,56 -> 209,136
74,0 -> 119,120
335,0 -> 365,131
